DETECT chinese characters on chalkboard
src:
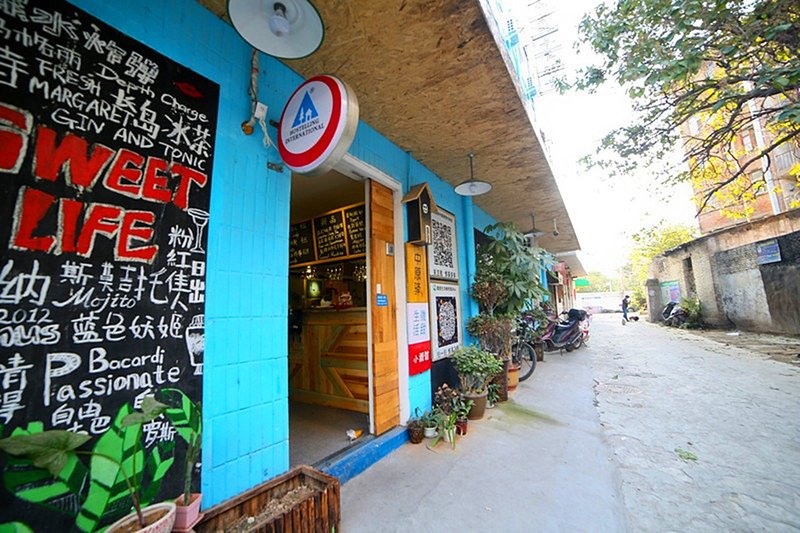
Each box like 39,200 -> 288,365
0,0 -> 217,528
289,203 -> 366,265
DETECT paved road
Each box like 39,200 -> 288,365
341,331 -> 627,532
341,314 -> 800,532
592,313 -> 800,532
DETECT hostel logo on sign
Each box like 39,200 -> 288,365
278,75 -> 359,176
291,92 -> 319,127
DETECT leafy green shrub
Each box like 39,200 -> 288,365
681,296 -> 703,329
451,344 -> 504,394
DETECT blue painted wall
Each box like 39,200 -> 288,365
70,0 -> 496,508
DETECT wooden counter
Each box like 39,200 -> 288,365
289,308 -> 369,413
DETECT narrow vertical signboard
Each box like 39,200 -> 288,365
405,243 -> 430,375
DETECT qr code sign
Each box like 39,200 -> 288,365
432,218 -> 453,269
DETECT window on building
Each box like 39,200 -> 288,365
742,131 -> 753,152
774,143 -> 800,172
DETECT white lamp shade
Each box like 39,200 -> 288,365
228,0 -> 324,59
455,179 -> 492,196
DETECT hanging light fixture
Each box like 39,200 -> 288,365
523,213 -> 545,238
455,153 -> 492,196
228,0 -> 325,59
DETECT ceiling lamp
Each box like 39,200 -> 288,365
455,153 -> 492,196
228,0 -> 324,59
523,213 -> 545,238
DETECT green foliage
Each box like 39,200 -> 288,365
575,272 -> 620,293
156,389 -> 202,506
466,313 -> 515,360
0,523 -> 34,533
623,221 -> 699,303
451,344 -> 503,394
0,430 -> 89,478
570,0 -> 800,212
479,222 -> 549,315
0,396 -> 179,532
680,295 -> 703,328
1,423 -> 87,515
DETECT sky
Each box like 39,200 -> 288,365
528,0 -> 697,276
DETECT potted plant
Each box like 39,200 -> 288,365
454,398 -> 473,436
486,383 -> 500,409
430,412 -> 458,449
468,223 -> 552,400
422,410 -> 440,438
405,408 -> 425,444
451,344 -> 504,420
0,397 -> 177,532
154,389 -> 203,532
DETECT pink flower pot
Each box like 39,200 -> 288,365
106,502 -> 176,533
173,493 -> 203,532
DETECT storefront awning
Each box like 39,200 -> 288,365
197,0 -> 580,253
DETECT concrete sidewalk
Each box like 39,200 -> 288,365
340,347 -> 628,532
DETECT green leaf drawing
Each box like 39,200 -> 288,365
156,389 -> 202,443
138,441 -> 175,506
75,405 -> 143,533
0,522 -> 35,533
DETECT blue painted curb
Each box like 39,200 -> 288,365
317,427 -> 409,484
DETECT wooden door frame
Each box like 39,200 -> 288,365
336,154 -> 409,432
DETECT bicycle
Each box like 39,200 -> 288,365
511,312 -> 541,382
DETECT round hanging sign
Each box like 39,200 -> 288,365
278,75 -> 359,176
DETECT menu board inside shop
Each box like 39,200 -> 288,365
345,205 -> 366,255
314,211 -> 347,260
0,0 -> 217,531
289,220 -> 315,265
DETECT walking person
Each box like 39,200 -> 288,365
621,295 -> 630,325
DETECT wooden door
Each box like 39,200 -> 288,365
369,180 -> 400,434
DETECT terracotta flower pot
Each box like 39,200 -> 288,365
508,363 -> 520,391
408,425 -> 424,444
464,391 -> 488,420
106,502 -> 176,533
173,493 -> 202,532
455,418 -> 468,436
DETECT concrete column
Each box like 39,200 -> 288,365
646,278 -> 662,322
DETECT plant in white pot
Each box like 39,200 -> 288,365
0,397 -> 177,532
451,344 -> 504,420
154,389 -> 203,532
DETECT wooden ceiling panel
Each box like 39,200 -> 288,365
196,0 -> 580,252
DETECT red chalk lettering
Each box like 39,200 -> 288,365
0,103 -> 33,174
118,210 -> 157,261
59,199 -> 83,254
11,187 -> 56,252
171,164 -> 207,210
34,127 -> 114,189
141,157 -> 171,203
103,149 -> 144,199
77,203 -> 122,257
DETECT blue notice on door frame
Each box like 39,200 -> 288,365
376,294 -> 389,307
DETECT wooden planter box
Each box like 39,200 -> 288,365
196,466 -> 340,533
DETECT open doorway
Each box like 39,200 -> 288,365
288,169 -> 370,466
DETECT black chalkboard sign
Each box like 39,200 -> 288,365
314,211 -> 347,260
345,205 -> 366,255
289,220 -> 316,265
0,1 -> 216,531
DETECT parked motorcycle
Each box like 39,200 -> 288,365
662,301 -> 687,327
541,308 -> 590,352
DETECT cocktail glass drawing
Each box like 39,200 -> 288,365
185,314 -> 204,376
187,208 -> 210,254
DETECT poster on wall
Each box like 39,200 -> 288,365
660,280 -> 681,304
428,209 -> 459,281
0,1 -> 218,530
407,302 -> 431,375
429,282 -> 462,361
